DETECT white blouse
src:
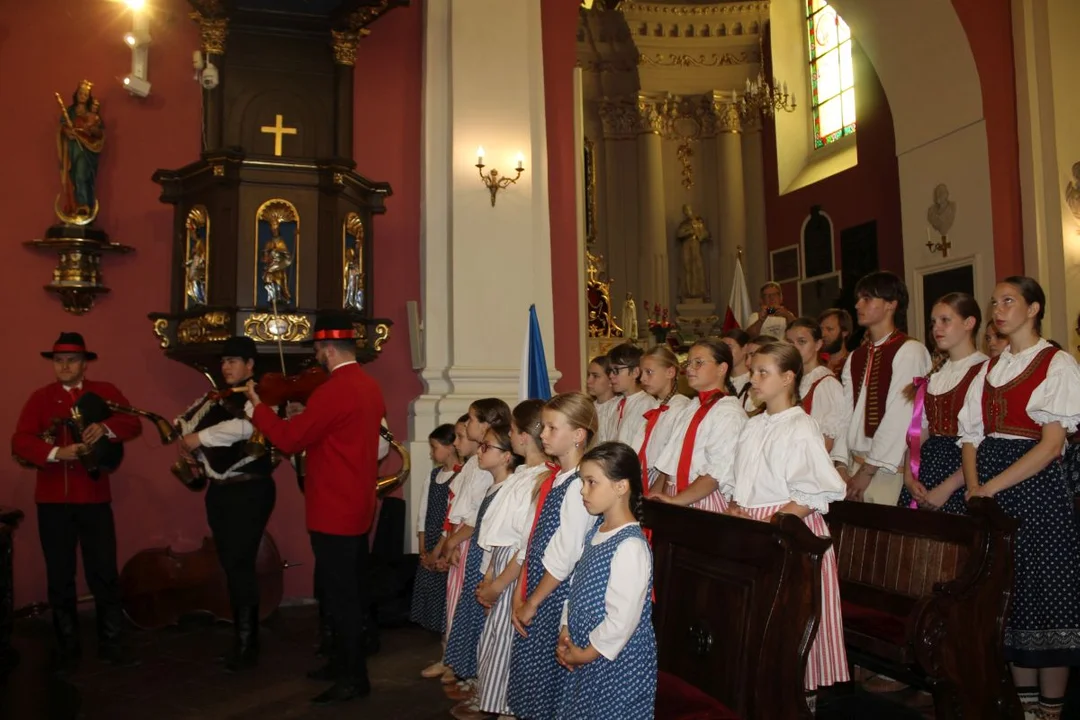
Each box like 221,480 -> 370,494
958,339 -> 1080,446
595,397 -> 621,445
447,455 -> 494,528
540,467 -> 595,582
841,333 -> 932,473
921,351 -> 988,432
559,522 -> 651,661
615,391 -> 660,447
800,365 -> 849,442
654,395 -> 747,490
731,372 -> 750,398
476,463 -> 549,565
626,393 -> 691,458
724,407 -> 847,514
416,467 -> 455,531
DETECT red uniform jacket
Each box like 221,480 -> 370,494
11,380 -> 143,504
252,362 -> 386,536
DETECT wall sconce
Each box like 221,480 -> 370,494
476,147 -> 525,207
121,0 -> 152,97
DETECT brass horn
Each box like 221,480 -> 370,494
103,401 -> 181,445
377,426 -> 410,497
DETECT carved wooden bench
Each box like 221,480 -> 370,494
647,502 -> 831,720
824,497 -> 1021,719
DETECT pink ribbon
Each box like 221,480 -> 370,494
905,377 -> 929,509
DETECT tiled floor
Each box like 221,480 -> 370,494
3,605 -> 1074,719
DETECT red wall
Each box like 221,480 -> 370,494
0,0 -> 422,605
763,0 -> 1024,295
763,41 -> 903,303
543,0 -> 584,393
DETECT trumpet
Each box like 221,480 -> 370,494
377,426 -> 410,497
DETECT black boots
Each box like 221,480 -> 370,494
96,602 -> 138,668
224,605 -> 259,673
51,603 -> 81,676
316,602 -> 333,658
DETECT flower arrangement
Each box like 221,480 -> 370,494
643,301 -> 675,344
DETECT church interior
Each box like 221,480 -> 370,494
3,0 -> 1080,717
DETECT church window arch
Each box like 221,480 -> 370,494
807,0 -> 855,149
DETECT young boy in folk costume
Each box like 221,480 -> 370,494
841,272 -> 931,505
606,343 -> 659,446
12,332 -> 143,674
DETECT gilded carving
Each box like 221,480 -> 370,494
184,205 -> 209,308
255,199 -> 299,307
190,12 -> 228,55
152,318 -> 171,349
244,313 -> 312,343
331,30 -> 360,66
619,1 -> 770,15
346,0 -> 391,30
343,213 -> 365,311
177,311 -> 232,345
638,51 -> 756,68
676,142 -> 694,189
712,99 -> 742,134
373,323 -> 391,353
598,101 -> 639,139
583,138 -> 598,245
636,94 -> 668,135
212,164 -> 225,177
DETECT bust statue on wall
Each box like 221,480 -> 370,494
1065,162 -> 1080,226
676,204 -> 710,300
926,183 -> 956,236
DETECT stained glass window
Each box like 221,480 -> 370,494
807,0 -> 855,148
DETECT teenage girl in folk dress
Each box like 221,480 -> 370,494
606,343 -> 659,447
587,355 -> 620,444
411,424 -> 460,638
556,442 -> 656,720
959,277 -> 1080,720
629,346 -> 690,494
898,293 -> 986,514
785,317 -> 850,465
722,342 -> 848,713
443,423 -> 520,715
983,316 -> 1009,359
650,340 -> 746,512
720,328 -> 751,398
508,392 -> 598,720
470,400 -> 550,719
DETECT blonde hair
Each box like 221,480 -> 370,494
536,392 -> 598,500
641,345 -> 680,403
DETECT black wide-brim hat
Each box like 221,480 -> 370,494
303,313 -> 358,346
221,336 -> 258,361
41,332 -> 98,361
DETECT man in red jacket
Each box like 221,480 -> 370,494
246,314 -> 386,705
11,332 -> 142,673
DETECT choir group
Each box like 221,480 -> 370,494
407,271 -> 1080,720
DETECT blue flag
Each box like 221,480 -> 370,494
520,304 -> 552,401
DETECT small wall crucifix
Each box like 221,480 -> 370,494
260,114 -> 297,157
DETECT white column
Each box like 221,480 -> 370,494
712,92 -> 747,307
409,0 -> 559,550
637,92 -> 669,307
741,117 -> 769,296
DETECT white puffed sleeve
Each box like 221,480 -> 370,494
587,537 -> 651,661
1028,352 -> 1080,433
541,475 -> 595,581
957,362 -> 989,447
782,418 -> 848,514
809,375 -> 849,441
697,401 -> 747,491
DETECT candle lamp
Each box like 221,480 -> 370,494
475,146 -> 526,207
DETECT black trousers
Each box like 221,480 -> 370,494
205,476 -> 276,608
309,531 -> 370,681
36,503 -> 122,629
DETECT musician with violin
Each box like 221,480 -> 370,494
245,314 -> 385,706
10,332 -> 142,674
175,336 -> 276,673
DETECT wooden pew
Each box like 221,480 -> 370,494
647,502 -> 832,720
824,496 -> 1021,719
0,506 -> 25,685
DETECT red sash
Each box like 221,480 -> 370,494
617,396 -> 627,423
801,374 -> 832,416
441,464 -> 463,533
638,405 -> 669,493
675,389 -> 724,492
519,462 -> 561,601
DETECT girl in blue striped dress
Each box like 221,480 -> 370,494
410,423 -> 460,635
557,442 -> 655,720
508,392 -> 598,720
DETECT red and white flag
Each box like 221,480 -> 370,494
722,256 -> 751,332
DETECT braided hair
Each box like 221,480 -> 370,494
581,441 -> 645,523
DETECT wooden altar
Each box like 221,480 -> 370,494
148,0 -> 407,380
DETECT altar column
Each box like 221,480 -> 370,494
410,0 -> 559,548
711,92 -> 747,307
192,13 -> 228,151
636,92 -> 670,308
330,30 -> 361,159
741,114 -> 769,296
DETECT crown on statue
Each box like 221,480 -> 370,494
78,79 -> 94,92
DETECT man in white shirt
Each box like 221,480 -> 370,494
840,272 -> 931,505
746,282 -> 796,339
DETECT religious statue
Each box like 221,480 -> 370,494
1065,162 -> 1080,226
343,247 -> 364,311
926,183 -> 957,236
622,292 -> 639,341
676,204 -> 710,300
54,80 -> 105,226
185,238 -> 207,307
585,249 -> 622,338
261,216 -> 294,305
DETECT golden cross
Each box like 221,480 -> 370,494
260,114 -> 297,157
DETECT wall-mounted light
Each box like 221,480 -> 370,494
121,2 -> 152,97
475,147 -> 526,207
